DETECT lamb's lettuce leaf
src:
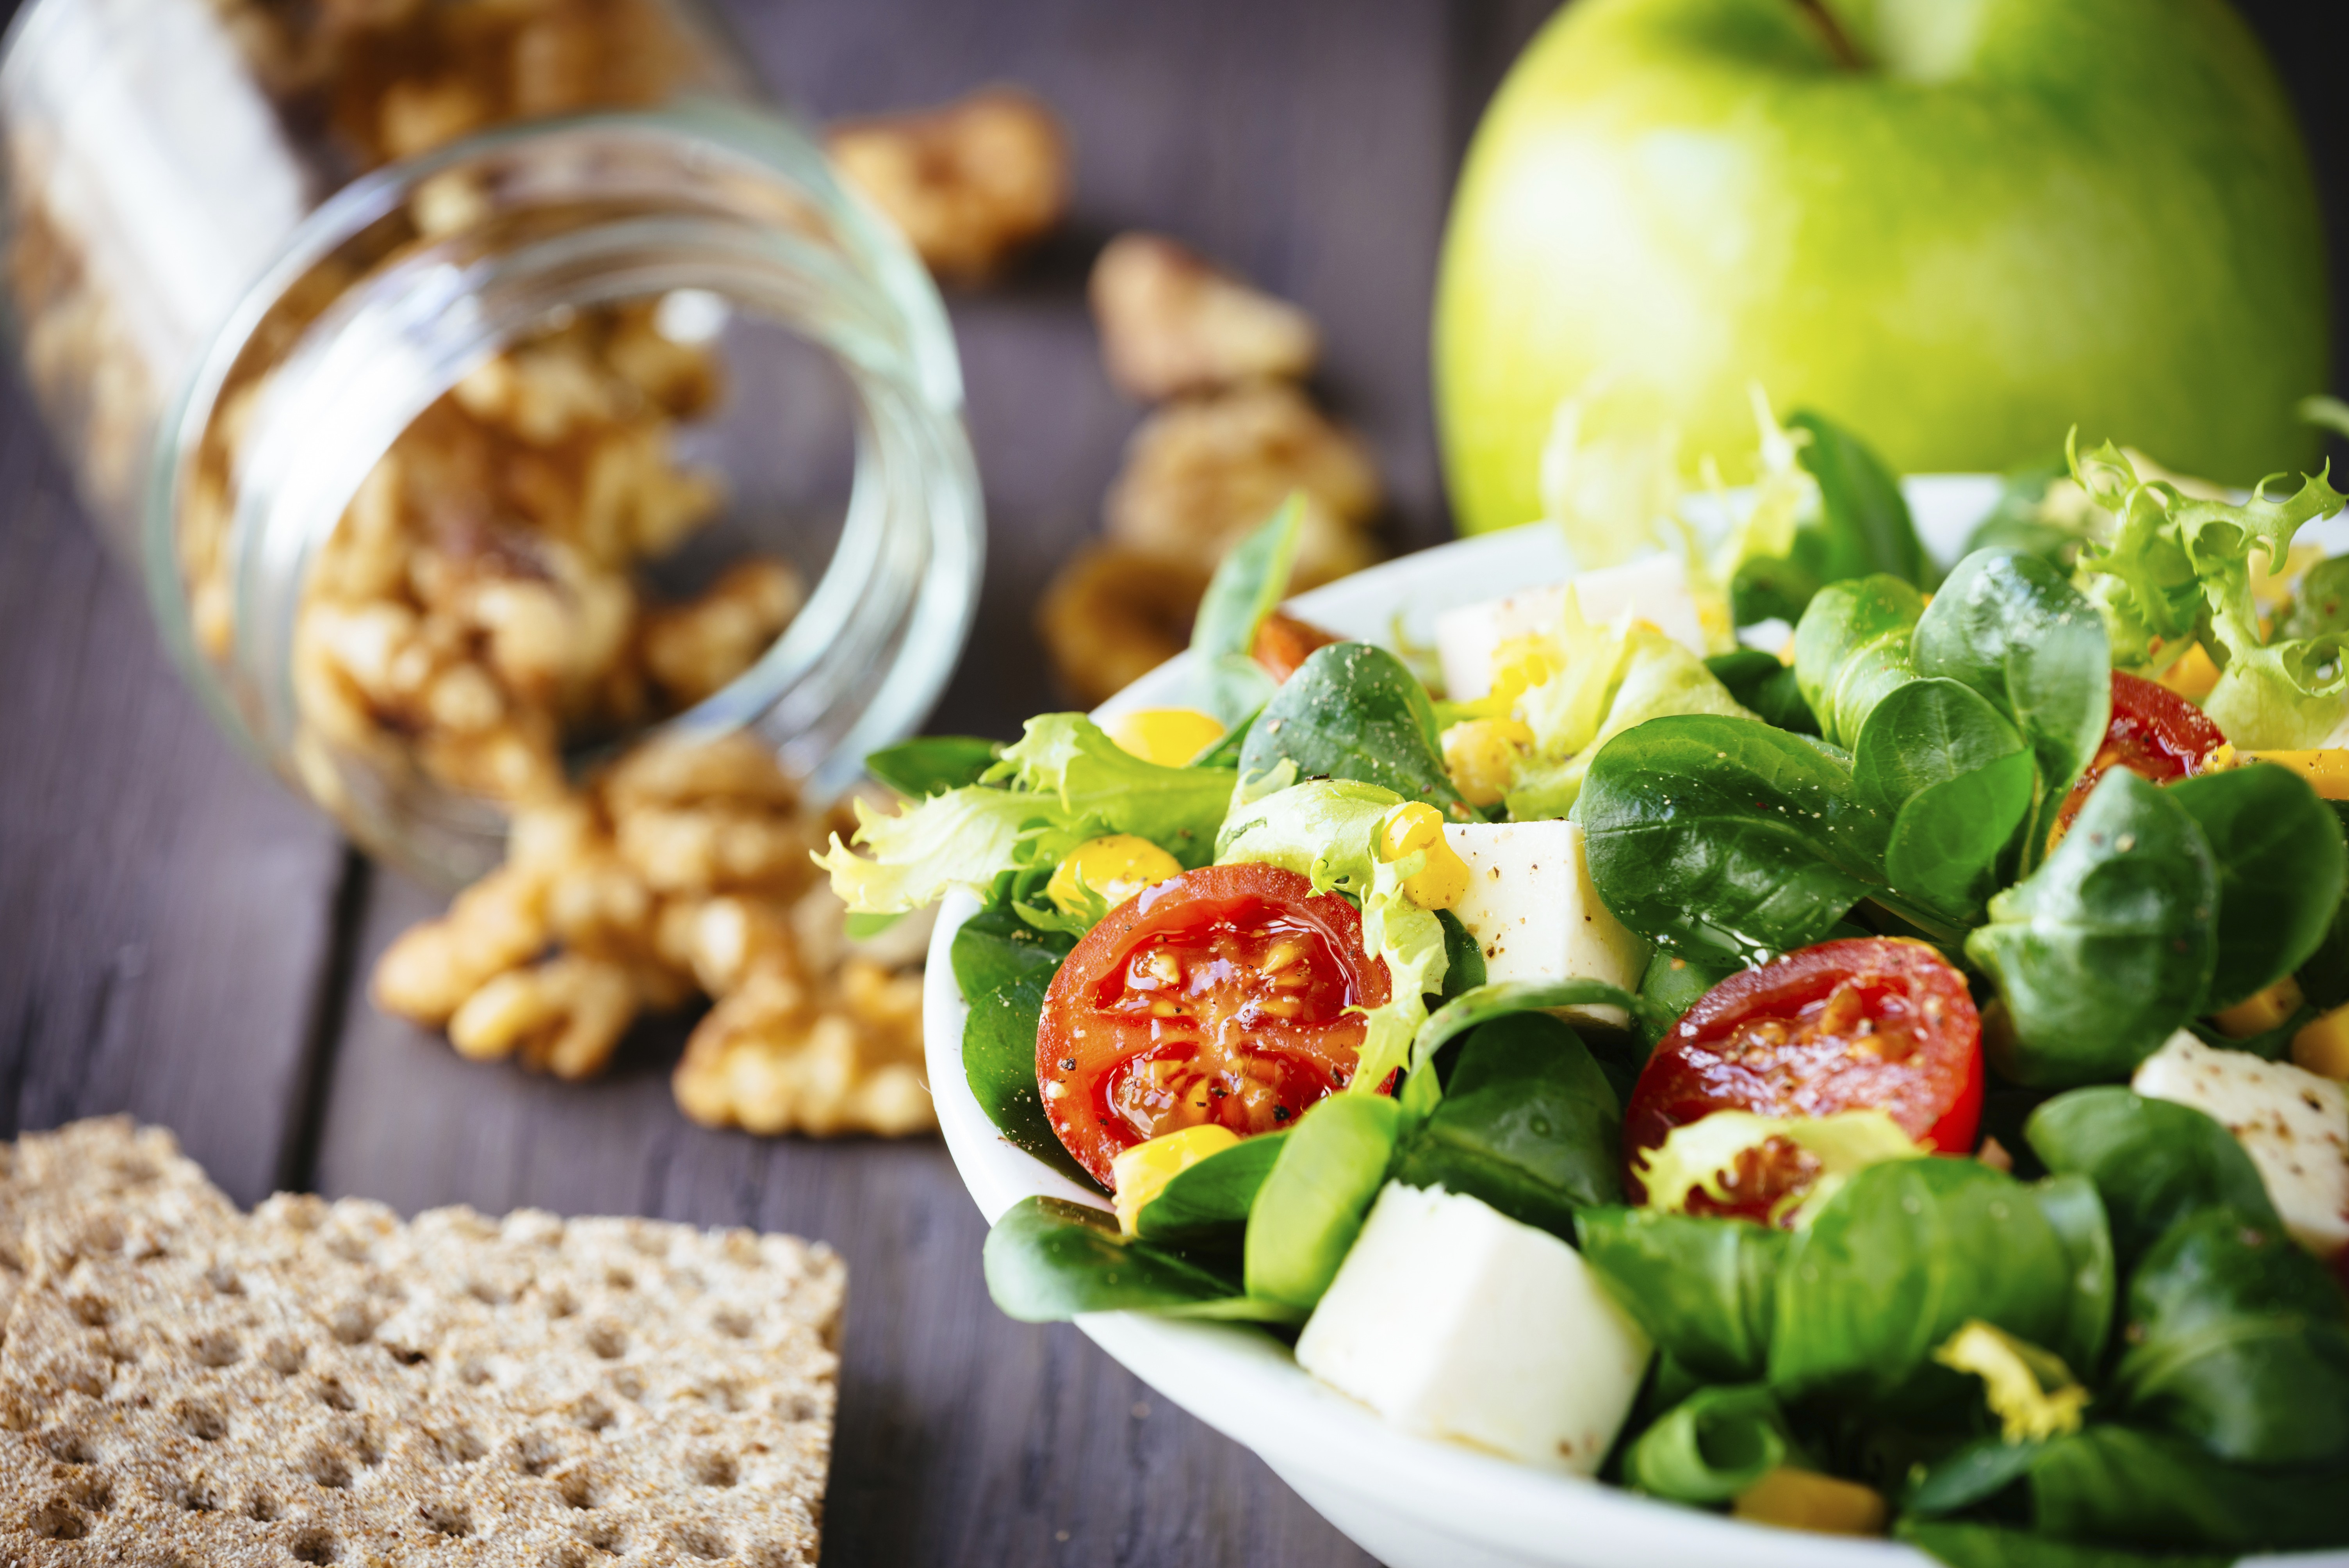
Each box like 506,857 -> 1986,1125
2023,1088 -> 2279,1268
818,713 -> 1232,914
1624,1383 -> 1799,1504
2164,763 -> 2347,1012
2023,1425 -> 2349,1554
2111,1205 -> 2349,1467
1793,573 -> 1923,749
864,735 -> 1002,797
1191,496 -> 1303,727
1576,1208 -> 1786,1383
1965,771 -> 2217,1086
983,1196 -> 1301,1323
1238,641 -> 1473,820
1769,1159 -> 2078,1411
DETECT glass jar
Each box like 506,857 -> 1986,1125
0,0 -> 983,886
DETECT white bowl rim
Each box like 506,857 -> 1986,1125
921,479 -> 2326,1568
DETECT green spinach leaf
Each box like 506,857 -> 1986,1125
1912,549 -> 2111,859
1637,948 -> 1727,1046
1191,496 -> 1303,726
1243,1093 -> 1403,1312
1791,408 -> 1933,589
2165,763 -> 2347,1012
1897,1519 -> 2230,1568
2112,1205 -> 2349,1467
1624,1383 -> 1796,1504
1576,1207 -> 1785,1384
1704,649 -> 1821,736
1134,1132 -> 1288,1249
1388,1012 -> 1622,1239
1576,713 -> 1909,968
1770,1160 -> 2075,1411
2031,1174 -> 2117,1377
949,904 -> 1075,1002
1966,772 -> 2217,1087
961,970 -> 1097,1190
2024,1089 -> 2278,1267
864,735 -> 1004,797
1239,643 -> 1474,820
1793,574 -> 1925,749
983,1196 -> 1301,1323
2023,1425 -> 2349,1553
1853,677 -> 2035,924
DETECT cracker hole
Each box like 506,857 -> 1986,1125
325,1231 -> 371,1264
458,1356 -> 492,1387
603,1268 -> 634,1291
68,1293 -> 113,1327
703,1381 -> 747,1414
572,1396 -> 614,1434
609,1368 -> 645,1402
177,1398 -> 228,1442
543,1545 -> 591,1568
247,1492 -> 281,1522
30,1500 -> 86,1540
290,1529 -> 340,1564
421,1500 -> 472,1538
690,1450 -> 737,1489
672,1524 -> 729,1560
187,1327 -> 242,1368
171,1480 -> 219,1513
438,1426 -> 487,1464
711,1306 -> 753,1339
784,1391 -> 820,1424
263,1338 -> 307,1376
326,1302 -> 374,1345
560,1470 -> 601,1510
512,1430 -> 561,1476
70,1476 -> 110,1513
467,1279 -> 508,1307
315,1377 -> 355,1412
580,1522 -> 624,1554
542,1285 -> 578,1319
389,1345 -> 430,1367
41,1428 -> 96,1465
204,1263 -> 245,1297
307,1448 -> 353,1490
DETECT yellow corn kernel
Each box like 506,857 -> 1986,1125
1440,717 -> 1531,809
1112,1123 -> 1240,1233
1378,801 -> 1471,911
1731,1468 -> 1888,1537
1103,707 -> 1225,767
2293,1002 -> 2349,1081
2156,642 -> 2222,701
2234,749 -> 2349,800
2213,975 -> 2305,1039
1047,834 -> 1182,916
1486,636 -> 1557,708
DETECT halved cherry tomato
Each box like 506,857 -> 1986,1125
1250,611 -> 1342,684
1623,937 -> 1983,1224
2053,670 -> 2228,837
1037,862 -> 1390,1188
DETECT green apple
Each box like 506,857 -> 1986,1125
1434,0 -> 2329,536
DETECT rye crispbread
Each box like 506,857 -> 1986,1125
0,1118 -> 843,1567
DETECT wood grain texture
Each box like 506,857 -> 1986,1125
0,374 -> 351,1205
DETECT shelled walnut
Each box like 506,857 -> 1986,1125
827,87 -> 1071,286
372,734 -> 935,1133
1035,543 -> 1212,707
1105,381 -> 1383,588
1090,232 -> 1321,401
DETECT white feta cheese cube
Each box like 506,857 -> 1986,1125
2132,1030 -> 2349,1259
1296,1182 -> 1651,1474
1434,552 -> 1706,702
1442,819 -> 1648,1026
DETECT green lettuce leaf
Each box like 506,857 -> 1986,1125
1506,624 -> 1755,820
2070,437 -> 2348,748
817,713 -> 1232,914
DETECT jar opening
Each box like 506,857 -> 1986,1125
147,109 -> 982,886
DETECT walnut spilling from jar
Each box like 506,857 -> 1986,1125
1090,233 -> 1320,401
1035,543 -> 1211,707
373,734 -> 936,1134
827,87 -> 1071,286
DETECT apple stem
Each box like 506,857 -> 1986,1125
1790,0 -> 1866,69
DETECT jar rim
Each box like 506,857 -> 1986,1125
143,104 -> 983,885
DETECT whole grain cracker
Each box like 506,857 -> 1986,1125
0,1120 -> 842,1567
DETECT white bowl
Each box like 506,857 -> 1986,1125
921,479 -> 2314,1568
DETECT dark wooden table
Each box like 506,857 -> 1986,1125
4,3 -> 2343,1565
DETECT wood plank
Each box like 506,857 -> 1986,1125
0,375 -> 351,1205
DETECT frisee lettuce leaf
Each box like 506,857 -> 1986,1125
1214,778 -> 1449,1093
2069,436 -> 2349,747
1633,1108 -> 1923,1228
817,713 -> 1232,914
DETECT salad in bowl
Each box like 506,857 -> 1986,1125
823,413 -> 2349,1568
